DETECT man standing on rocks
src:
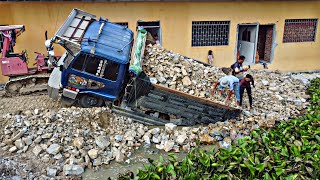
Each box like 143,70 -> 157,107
230,55 -> 249,80
211,68 -> 240,106
240,74 -> 254,109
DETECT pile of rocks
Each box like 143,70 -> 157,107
143,44 -> 312,122
0,108 -> 215,177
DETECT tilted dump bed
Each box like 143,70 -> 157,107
54,9 -> 96,56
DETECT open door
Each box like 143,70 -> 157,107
236,23 -> 259,65
137,21 -> 161,45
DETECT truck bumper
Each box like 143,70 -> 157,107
62,88 -> 78,99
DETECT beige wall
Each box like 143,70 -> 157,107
0,1 -> 320,83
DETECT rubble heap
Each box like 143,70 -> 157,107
1,108 -> 216,177
143,44 -> 316,121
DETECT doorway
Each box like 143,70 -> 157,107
257,25 -> 274,63
236,24 -> 275,65
137,21 -> 161,45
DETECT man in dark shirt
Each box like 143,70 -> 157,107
231,55 -> 249,80
240,74 -> 254,109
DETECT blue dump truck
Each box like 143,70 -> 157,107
47,9 -> 240,125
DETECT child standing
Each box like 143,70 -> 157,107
208,50 -> 214,65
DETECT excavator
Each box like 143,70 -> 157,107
0,25 -> 59,95
47,9 -> 241,125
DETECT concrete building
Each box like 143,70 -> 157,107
0,0 -> 319,83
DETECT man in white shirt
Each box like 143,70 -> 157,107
211,68 -> 240,106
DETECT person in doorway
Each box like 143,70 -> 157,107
208,50 -> 214,65
230,55 -> 249,80
211,68 -> 240,106
240,74 -> 254,109
154,34 -> 160,45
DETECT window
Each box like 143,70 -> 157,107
283,19 -> 318,43
71,54 -> 86,71
71,53 -> 120,81
115,22 -> 129,28
192,21 -> 230,46
103,61 -> 120,81
84,56 -> 100,75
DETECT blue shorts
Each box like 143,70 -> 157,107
219,82 -> 240,102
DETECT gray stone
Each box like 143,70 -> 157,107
165,123 -> 177,134
47,167 -> 57,177
163,141 -> 174,152
113,149 -> 125,162
63,164 -> 84,176
9,146 -> 18,153
156,144 -> 164,150
219,141 -> 230,149
15,115 -> 22,123
54,153 -> 63,160
34,136 -> 42,144
261,80 -> 269,86
22,136 -> 33,146
93,157 -> 102,166
294,99 -> 303,106
181,68 -> 188,76
95,136 -> 110,149
269,87 -> 279,91
215,136 -> 223,141
137,128 -> 145,137
152,136 -> 160,144
12,128 -> 27,141
47,144 -> 61,155
32,145 -> 43,156
88,149 -> 99,159
114,135 -> 123,142
143,134 -> 151,145
176,134 -> 187,145
73,137 -> 84,149
157,76 -> 166,83
14,139 -> 25,149
24,120 -> 31,127
182,76 -> 192,86
42,133 -> 52,139
24,110 -> 32,116
34,109 -> 39,115
150,128 -> 161,135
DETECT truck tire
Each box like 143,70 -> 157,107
78,94 -> 104,108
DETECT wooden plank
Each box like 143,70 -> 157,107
152,84 -> 240,111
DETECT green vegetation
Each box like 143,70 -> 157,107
118,78 -> 320,180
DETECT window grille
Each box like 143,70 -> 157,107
283,19 -> 318,43
115,22 -> 129,28
192,21 -> 230,47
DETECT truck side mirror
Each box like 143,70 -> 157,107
59,65 -> 63,71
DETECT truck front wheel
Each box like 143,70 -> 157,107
79,95 -> 104,108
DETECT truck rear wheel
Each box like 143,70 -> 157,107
79,95 -> 104,108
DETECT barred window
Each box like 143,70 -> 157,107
283,19 -> 318,43
115,22 -> 128,28
192,21 -> 230,46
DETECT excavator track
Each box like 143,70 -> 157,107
4,74 -> 50,96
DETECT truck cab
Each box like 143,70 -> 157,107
48,9 -> 134,107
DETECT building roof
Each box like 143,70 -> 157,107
80,19 -> 134,64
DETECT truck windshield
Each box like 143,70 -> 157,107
71,53 -> 120,81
